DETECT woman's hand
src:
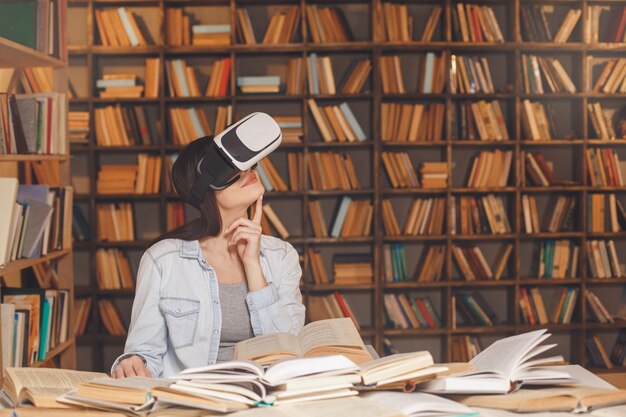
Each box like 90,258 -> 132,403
225,195 -> 264,267
113,355 -> 152,378
225,195 -> 268,291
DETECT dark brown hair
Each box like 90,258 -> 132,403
152,136 -> 222,243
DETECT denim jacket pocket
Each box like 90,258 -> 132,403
159,297 -> 200,348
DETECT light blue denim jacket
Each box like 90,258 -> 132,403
110,236 -> 305,377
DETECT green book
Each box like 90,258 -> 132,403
38,298 -> 51,361
0,2 -> 37,49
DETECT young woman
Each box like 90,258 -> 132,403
111,136 -> 305,378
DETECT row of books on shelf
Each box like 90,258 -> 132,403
167,57 -> 230,98
236,6 -> 300,45
308,197 -> 373,239
308,100 -> 366,143
0,180 -> 72,266
307,292 -> 360,330
591,57 -> 626,94
518,287 -> 578,325
455,195 -> 511,235
1,288 -> 70,367
381,197 -> 446,237
307,249 -> 372,286
522,194 -> 574,234
375,4 -> 441,43
0,68 -> 54,95
449,54 -> 495,94
521,54 -> 576,94
587,239 -> 624,279
169,105 -> 231,146
453,291 -> 498,327
306,54 -> 371,96
94,105 -> 154,146
75,3 -> 626,47
453,244 -> 512,282
520,6 -> 581,43
306,151 -> 360,191
96,156 -> 163,195
588,103 -> 624,141
0,93 -> 66,155
74,298 -> 127,337
257,153 -> 301,192
381,103 -> 445,143
586,148 -> 626,187
589,193 -> 626,233
95,249 -> 134,290
384,293 -> 441,330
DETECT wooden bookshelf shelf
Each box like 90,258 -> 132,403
0,249 -> 71,277
67,0 -> 626,371
0,155 -> 71,162
31,340 -> 75,368
0,37 -> 66,68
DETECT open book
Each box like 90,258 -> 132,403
234,318 -> 373,366
361,391 -> 476,417
356,351 -> 448,389
453,364 -> 626,412
419,329 -> 575,394
2,367 -> 106,408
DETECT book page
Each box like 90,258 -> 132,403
298,318 -> 366,355
234,333 -> 302,361
227,397 -> 404,417
469,329 -> 547,378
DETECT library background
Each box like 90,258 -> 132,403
1,0 -> 626,375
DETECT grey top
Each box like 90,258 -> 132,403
216,281 -> 254,362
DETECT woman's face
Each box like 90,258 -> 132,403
214,167 -> 264,211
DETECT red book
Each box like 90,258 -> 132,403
414,298 -> 436,328
334,292 -> 360,330
470,6 -> 483,43
218,58 -> 232,97
610,7 -> 626,42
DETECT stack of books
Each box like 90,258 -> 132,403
521,54 -> 576,94
536,240 -> 579,279
586,291 -> 614,324
521,100 -> 559,140
97,165 -> 137,195
466,150 -> 513,187
382,103 -> 445,142
451,4 -> 505,43
586,5 -> 626,43
306,54 -> 336,95
522,195 -> 575,234
307,152 -> 360,191
451,335 -> 481,362
94,105 -> 153,146
585,148 -> 626,186
457,195 -> 512,235
332,254 -> 373,285
205,58 -> 231,97
591,57 -> 626,94
192,24 -> 230,46
551,288 -> 578,324
68,112 -> 89,142
94,7 -> 148,47
237,75 -> 281,94
98,300 -> 127,336
307,295 -> 360,330
329,197 -> 372,238
305,6 -> 353,43
95,249 -> 135,290
587,336 -> 613,369
381,152 -> 419,188
166,9 -> 190,45
415,246 -> 446,283
97,74 -> 143,98
261,6 -> 301,44
450,55 -> 495,94
0,182 -> 72,263
588,103 -> 619,140
520,6 -> 581,43
0,92 -> 66,155
452,245 -> 494,281
382,243 -> 409,282
274,116 -> 303,143
586,239 -> 623,278
519,287 -> 549,325
384,294 -> 441,330
308,100 -> 366,143
419,162 -> 448,188
97,204 -> 135,242
453,292 -> 498,327
257,159 -> 288,192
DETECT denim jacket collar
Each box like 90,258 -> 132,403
179,239 -> 267,263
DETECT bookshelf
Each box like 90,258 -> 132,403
0,1 -> 75,378
67,0 -> 626,372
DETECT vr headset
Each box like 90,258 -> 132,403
190,112 -> 282,206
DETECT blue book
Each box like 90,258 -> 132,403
187,108 -> 205,138
338,103 -> 366,141
173,60 -> 191,97
236,76 -> 281,87
309,53 -> 319,94
38,298 -> 51,361
277,121 -> 303,129
544,240 -> 554,279
330,197 -> 352,238
255,163 -> 273,191
422,52 -> 435,93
